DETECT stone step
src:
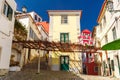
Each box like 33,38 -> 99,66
1,57 -> 119,80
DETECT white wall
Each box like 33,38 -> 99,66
0,0 -> 16,69
38,25 -> 48,40
16,14 -> 41,64
29,11 -> 42,22
19,18 -> 29,29
96,0 -> 120,77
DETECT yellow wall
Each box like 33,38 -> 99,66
49,11 -> 82,72
51,15 -> 80,43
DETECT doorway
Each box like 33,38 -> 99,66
60,56 -> 69,71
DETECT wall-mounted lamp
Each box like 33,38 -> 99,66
107,0 -> 120,12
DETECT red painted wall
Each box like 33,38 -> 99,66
85,62 -> 98,75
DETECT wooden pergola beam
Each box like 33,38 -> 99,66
12,40 -> 101,53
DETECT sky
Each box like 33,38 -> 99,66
15,0 -> 104,31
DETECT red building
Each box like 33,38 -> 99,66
78,29 -> 98,75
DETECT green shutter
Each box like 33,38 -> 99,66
65,33 -> 69,43
60,33 -> 69,43
111,60 -> 115,71
7,5 -> 13,21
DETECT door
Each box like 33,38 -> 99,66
60,56 -> 69,71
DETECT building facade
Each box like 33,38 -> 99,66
36,21 -> 49,41
48,10 -> 82,73
95,0 -> 120,77
78,29 -> 98,75
36,21 -> 49,57
29,11 -> 42,22
15,12 -> 41,65
0,0 -> 16,75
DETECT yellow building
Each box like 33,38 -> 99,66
48,10 -> 82,73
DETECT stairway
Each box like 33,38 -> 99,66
22,57 -> 48,70
1,57 -> 119,80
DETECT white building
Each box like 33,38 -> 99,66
95,0 -> 120,77
29,11 -> 42,22
36,21 -> 49,57
36,21 -> 49,41
0,0 -> 16,75
15,12 -> 42,65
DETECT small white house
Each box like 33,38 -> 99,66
0,0 -> 16,75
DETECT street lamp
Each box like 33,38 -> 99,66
107,0 -> 120,12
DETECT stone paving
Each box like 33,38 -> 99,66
0,57 -> 120,80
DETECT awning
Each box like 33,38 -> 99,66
102,39 -> 120,50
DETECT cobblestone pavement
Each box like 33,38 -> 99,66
0,57 -> 120,80
0,69 -> 120,80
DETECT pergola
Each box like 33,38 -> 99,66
13,40 -> 101,73
13,40 -> 101,53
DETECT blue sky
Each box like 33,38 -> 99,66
15,0 -> 104,31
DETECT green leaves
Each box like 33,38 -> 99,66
14,19 -> 27,40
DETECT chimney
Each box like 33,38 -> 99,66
22,6 -> 27,13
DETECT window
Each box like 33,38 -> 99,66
38,18 -> 40,22
65,57 -> 69,64
111,60 -> 115,71
3,1 -> 13,21
61,57 -> 64,64
100,23 -> 102,32
94,66 -> 98,72
29,27 -> 33,38
105,35 -> 108,43
103,16 -> 106,26
29,27 -> 39,40
112,27 -> 117,40
61,15 -> 68,24
34,15 -> 37,21
60,33 -> 69,43
85,34 -> 89,39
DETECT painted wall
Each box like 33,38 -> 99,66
0,0 -> 16,75
48,11 -> 82,73
86,62 -> 98,75
49,15 -> 80,43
